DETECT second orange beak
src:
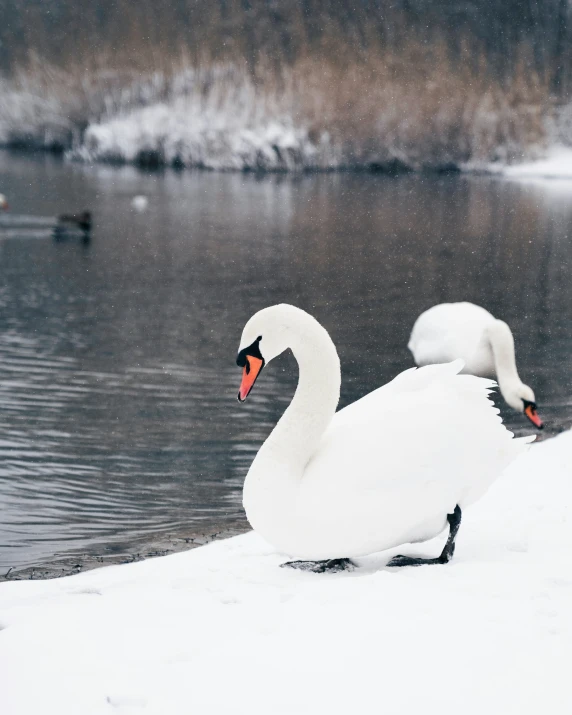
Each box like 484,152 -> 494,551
524,404 -> 543,429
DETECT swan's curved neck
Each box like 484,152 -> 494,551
261,324 -> 341,472
486,320 -> 523,396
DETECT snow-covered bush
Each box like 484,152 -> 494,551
0,47 -> 550,171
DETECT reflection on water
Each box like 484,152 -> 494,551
0,151 -> 571,571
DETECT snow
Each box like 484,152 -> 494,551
74,100 -> 324,171
1,431 -> 571,715
483,145 -> 572,180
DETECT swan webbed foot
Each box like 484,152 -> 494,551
387,505 -> 462,568
280,558 -> 356,573
387,554 -> 450,568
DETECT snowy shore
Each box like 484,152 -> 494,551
1,74 -> 566,174
480,146 -> 572,180
74,106 -> 327,171
0,60 -> 552,173
0,430 -> 571,715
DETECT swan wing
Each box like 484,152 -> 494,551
298,362 -> 531,552
330,359 -> 469,428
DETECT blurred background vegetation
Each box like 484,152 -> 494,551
0,0 -> 570,169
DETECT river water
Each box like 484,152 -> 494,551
0,150 -> 571,573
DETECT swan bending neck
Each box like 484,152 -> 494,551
486,319 -> 523,393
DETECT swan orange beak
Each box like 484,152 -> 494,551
524,404 -> 543,429
238,356 -> 264,402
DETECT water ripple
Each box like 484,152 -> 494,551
0,160 -> 571,571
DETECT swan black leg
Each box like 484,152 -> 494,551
387,505 -> 462,567
280,558 -> 355,573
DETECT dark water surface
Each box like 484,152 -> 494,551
0,151 -> 571,572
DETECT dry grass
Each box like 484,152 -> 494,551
0,34 -> 553,169
292,42 -> 549,168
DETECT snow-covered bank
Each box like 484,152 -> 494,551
481,146 -> 572,180
1,56 -> 548,171
1,431 -> 571,715
75,102 -> 327,171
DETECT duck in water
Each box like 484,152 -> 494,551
53,211 -> 92,241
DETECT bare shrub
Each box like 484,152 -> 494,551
0,37 -> 552,170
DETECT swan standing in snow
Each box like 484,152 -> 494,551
409,302 -> 543,429
236,304 -> 532,573
0,194 -> 8,211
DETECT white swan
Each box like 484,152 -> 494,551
236,304 -> 532,572
408,302 -> 542,429
0,194 -> 8,211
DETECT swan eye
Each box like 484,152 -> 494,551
236,336 -> 264,367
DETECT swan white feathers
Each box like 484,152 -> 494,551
237,304 -> 533,564
409,302 -> 542,429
